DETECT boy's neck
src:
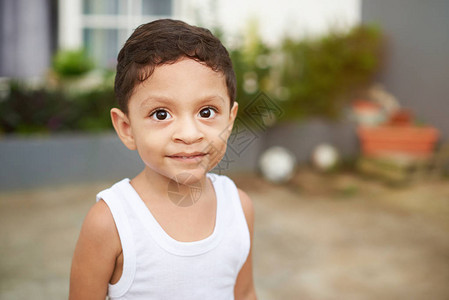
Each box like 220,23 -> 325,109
130,169 -> 209,206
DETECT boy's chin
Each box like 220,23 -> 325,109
166,168 -> 209,186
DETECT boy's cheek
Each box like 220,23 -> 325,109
206,148 -> 226,170
212,122 -> 233,141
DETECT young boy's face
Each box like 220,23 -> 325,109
112,58 -> 238,183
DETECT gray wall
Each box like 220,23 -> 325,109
0,133 -> 143,190
0,0 -> 52,78
0,132 -> 264,191
362,0 -> 449,140
0,120 -> 361,190
263,120 -> 359,163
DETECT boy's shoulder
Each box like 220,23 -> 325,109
69,197 -> 122,298
81,199 -> 121,248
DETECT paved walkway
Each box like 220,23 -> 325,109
1,170 -> 448,299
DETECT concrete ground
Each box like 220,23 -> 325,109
1,170 -> 449,300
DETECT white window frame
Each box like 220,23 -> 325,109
58,0 -> 183,51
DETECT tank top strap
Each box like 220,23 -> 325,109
96,179 -> 137,298
209,173 -> 244,222
209,173 -> 251,270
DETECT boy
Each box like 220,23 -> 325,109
69,19 -> 257,300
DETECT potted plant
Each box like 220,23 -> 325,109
357,123 -> 439,157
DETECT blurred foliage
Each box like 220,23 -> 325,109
229,20 -> 273,114
52,49 -> 94,78
0,23 -> 382,134
279,25 -> 383,120
229,23 -> 382,124
0,82 -> 115,134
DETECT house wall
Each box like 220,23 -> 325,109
362,0 -> 449,141
0,0 -> 52,78
0,0 -> 361,77
0,133 -> 142,190
197,0 -> 361,45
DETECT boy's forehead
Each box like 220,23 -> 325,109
151,57 -> 221,76
130,59 -> 230,108
137,59 -> 228,92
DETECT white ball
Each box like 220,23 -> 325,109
259,146 -> 296,183
312,144 -> 339,171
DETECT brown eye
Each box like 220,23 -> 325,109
198,107 -> 216,119
151,109 -> 172,121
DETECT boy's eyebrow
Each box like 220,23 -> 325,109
199,95 -> 226,105
139,95 -> 174,108
139,94 -> 225,108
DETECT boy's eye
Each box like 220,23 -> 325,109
198,107 -> 216,119
150,109 -> 172,121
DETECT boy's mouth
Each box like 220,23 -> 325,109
167,152 -> 207,161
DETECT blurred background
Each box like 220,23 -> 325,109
1,0 -> 449,299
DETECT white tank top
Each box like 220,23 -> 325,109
96,173 -> 250,300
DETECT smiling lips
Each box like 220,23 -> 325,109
167,152 -> 207,162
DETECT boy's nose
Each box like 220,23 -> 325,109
172,118 -> 204,144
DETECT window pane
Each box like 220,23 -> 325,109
83,0 -> 119,15
142,0 -> 172,15
83,28 -> 119,69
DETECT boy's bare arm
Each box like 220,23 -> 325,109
234,189 -> 257,300
69,200 -> 121,300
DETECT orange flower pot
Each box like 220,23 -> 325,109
357,126 -> 439,157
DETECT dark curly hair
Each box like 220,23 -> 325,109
114,19 -> 236,114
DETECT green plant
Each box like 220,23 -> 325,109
0,81 -> 115,134
52,49 -> 94,78
229,20 -> 274,120
279,25 -> 383,121
74,87 -> 116,131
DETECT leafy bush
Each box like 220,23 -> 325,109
228,24 -> 382,125
52,49 -> 94,78
279,25 -> 383,120
229,23 -> 273,114
0,82 -> 115,134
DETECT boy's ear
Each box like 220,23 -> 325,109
110,108 -> 137,151
223,101 -> 238,136
230,101 -> 238,121
228,101 -> 239,130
